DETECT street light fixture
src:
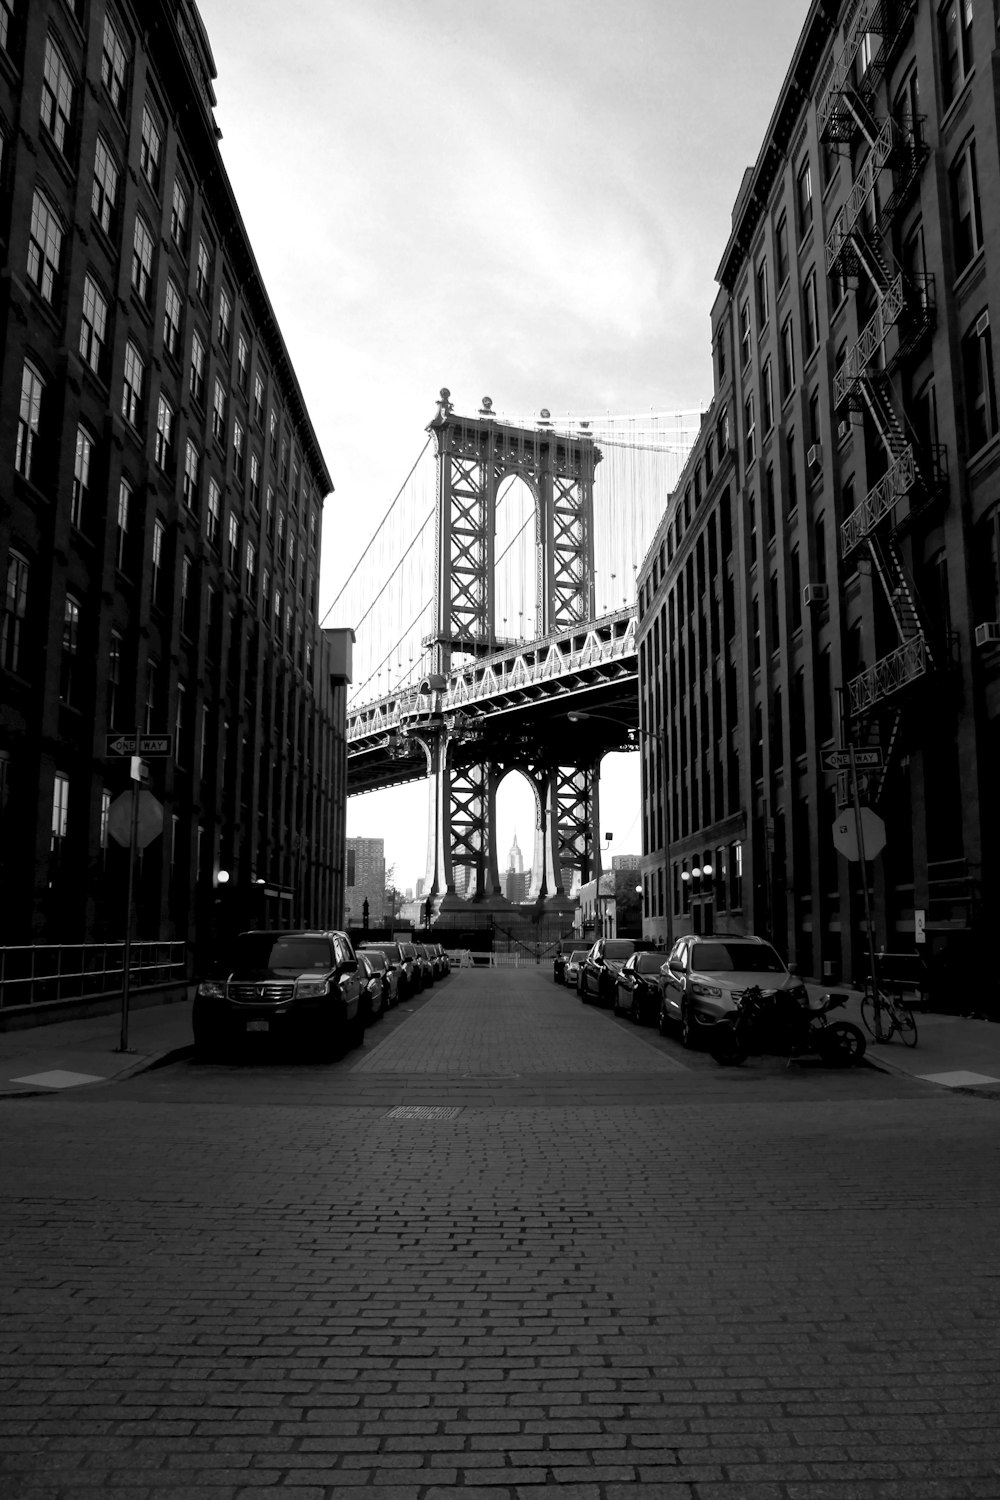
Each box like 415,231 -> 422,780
566,709 -> 673,944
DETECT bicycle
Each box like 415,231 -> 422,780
860,977 -> 918,1047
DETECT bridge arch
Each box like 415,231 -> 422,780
494,474 -> 539,645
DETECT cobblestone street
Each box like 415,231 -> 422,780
2,968 -> 998,1499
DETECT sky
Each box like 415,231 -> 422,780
199,0 -> 811,894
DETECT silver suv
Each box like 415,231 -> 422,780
658,934 -> 807,1048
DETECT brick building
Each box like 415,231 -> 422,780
0,1 -> 350,955
638,0 -> 998,995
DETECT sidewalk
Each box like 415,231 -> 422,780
2,981 -> 1000,1098
0,993 -> 194,1098
804,981 -> 1000,1096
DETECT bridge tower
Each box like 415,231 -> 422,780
415,390 -> 605,917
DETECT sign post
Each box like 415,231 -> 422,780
117,725 -> 143,1053
849,744 -> 881,1032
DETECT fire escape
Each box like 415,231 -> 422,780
820,1 -> 947,798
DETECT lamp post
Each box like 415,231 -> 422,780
566,710 -> 673,946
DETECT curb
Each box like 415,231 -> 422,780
0,1041 -> 195,1101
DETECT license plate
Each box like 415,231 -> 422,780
246,1019 -> 269,1032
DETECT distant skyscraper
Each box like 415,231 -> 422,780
346,837 -> 386,925
505,833 -> 530,903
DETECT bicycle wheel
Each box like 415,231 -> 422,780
893,1000 -> 918,1048
860,991 -> 878,1039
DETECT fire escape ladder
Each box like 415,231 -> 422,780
866,531 -> 935,670
871,706 -> 904,804
859,373 -> 910,465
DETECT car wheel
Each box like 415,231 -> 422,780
657,1000 -> 670,1036
577,974 -> 586,1001
348,1007 -> 366,1049
681,1001 -> 698,1049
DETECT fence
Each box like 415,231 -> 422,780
0,942 -> 190,1013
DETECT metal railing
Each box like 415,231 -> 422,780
0,941 -> 190,1012
841,446 -> 916,556
847,634 -> 927,715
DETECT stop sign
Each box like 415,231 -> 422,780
107,790 -> 164,850
831,806 -> 886,862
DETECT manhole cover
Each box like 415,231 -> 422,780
384,1105 -> 462,1120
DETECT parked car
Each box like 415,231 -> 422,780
359,946 -> 403,1007
356,951 -> 387,1024
562,949 -> 590,988
429,942 -> 451,976
193,929 -> 364,1059
612,951 -> 665,1024
577,938 -> 636,1006
423,942 -> 446,980
360,942 -> 411,1000
413,943 -> 436,987
397,941 -> 424,993
658,934 -> 808,1048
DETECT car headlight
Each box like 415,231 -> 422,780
690,981 -> 723,998
196,980 -> 225,998
296,978 -> 330,997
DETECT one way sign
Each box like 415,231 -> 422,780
821,747 -> 883,770
106,734 -> 174,757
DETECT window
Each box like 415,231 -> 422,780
280,435 -> 289,485
121,341 -> 144,427
196,238 -> 212,303
716,326 -> 727,384
802,269 -> 819,358
182,439 -> 200,509
764,463 -> 776,540
71,425 -> 92,530
253,371 -> 265,426
276,507 -> 285,559
309,506 -> 318,551
206,478 -> 221,548
131,215 -> 154,307
245,539 -> 257,596
269,409 -> 278,456
144,657 -> 158,732
27,190 -> 63,304
15,361 -> 44,481
170,175 -> 189,251
776,214 -> 789,287
233,417 -> 245,482
108,629 -> 123,725
963,310 -> 998,453
189,330 -> 206,404
154,393 -> 174,472
786,430 -> 798,512
60,594 -> 80,704
950,138 -> 983,274
755,260 -> 768,328
265,487 -> 275,543
92,136 -> 119,236
151,517 -> 166,607
779,317 -> 794,400
797,157 -> 813,239
814,513 -> 827,586
762,359 -> 774,433
100,9 -> 128,115
115,478 -> 131,571
809,388 -> 821,448
163,277 -> 182,357
227,512 -> 239,572
79,274 -> 109,376
739,298 -> 751,366
41,38 -> 75,158
1,0 -> 18,55
940,0 -> 974,110
217,286 -> 232,350
2,551 -> 29,673
139,102 -> 162,192
790,548 -> 802,629
51,773 -> 69,859
744,394 -> 756,466
180,553 -> 195,637
288,531 -> 297,583
749,497 -> 758,566
212,377 -> 226,441
249,451 -> 261,511
237,333 -> 249,391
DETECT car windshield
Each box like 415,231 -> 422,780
231,935 -> 333,972
692,941 -> 785,974
604,941 -> 634,959
635,954 -> 663,974
570,951 -> 589,963
364,952 -> 387,971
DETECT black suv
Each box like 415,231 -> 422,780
577,938 -> 636,1006
193,929 -> 364,1058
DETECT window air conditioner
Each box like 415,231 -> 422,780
807,442 -> 823,469
974,621 -> 1000,649
803,583 -> 829,606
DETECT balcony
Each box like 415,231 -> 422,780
848,634 -> 927,715
825,116 -> 927,276
834,275 -> 906,409
840,446 -> 915,556
818,1 -> 917,144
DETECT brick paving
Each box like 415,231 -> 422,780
1,968 -> 998,1498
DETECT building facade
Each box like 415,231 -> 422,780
638,0 -> 999,993
345,836 -> 386,927
0,1 -> 349,957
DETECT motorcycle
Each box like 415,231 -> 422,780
706,985 -> 866,1068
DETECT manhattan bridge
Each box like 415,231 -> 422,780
326,391 -> 700,922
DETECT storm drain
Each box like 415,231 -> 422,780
384,1105 -> 462,1120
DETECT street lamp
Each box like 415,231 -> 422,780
566,710 -> 673,944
